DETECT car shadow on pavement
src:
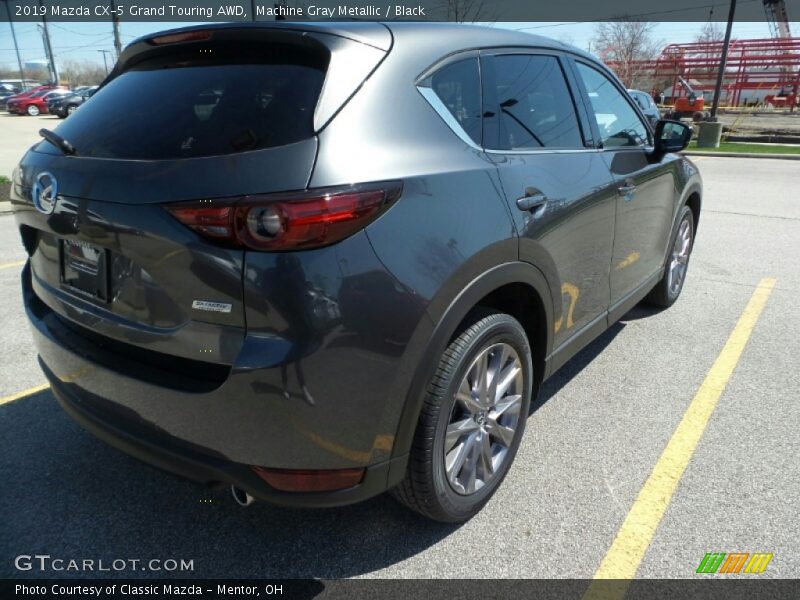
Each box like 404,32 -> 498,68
0,390 -> 459,579
534,321 -> 626,412
1,320 -> 634,580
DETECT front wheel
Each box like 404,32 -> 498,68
26,104 -> 40,116
391,311 -> 533,522
646,205 -> 694,307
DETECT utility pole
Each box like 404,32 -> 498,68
98,50 -> 111,75
709,0 -> 737,120
37,0 -> 58,84
2,0 -> 26,86
110,0 -> 122,59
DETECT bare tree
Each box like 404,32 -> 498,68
57,59 -> 108,87
692,22 -> 726,84
438,0 -> 494,23
593,21 -> 661,89
696,22 -> 725,44
0,65 -> 48,85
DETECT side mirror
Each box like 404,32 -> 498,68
653,120 -> 692,155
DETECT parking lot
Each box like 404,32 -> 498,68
1,113 -> 798,580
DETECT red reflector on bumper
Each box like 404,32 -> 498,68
251,467 -> 365,492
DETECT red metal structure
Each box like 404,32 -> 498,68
610,37 -> 800,111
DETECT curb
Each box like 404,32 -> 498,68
683,151 -> 800,160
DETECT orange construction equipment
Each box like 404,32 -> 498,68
667,77 -> 707,120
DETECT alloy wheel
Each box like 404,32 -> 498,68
444,342 -> 523,495
667,217 -> 693,296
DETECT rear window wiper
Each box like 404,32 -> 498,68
39,128 -> 77,155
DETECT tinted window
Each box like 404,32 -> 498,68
490,55 -> 583,150
576,63 -> 648,148
430,58 -> 482,145
54,43 -> 327,160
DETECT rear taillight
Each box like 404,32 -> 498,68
166,182 -> 401,251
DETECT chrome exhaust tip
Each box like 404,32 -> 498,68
231,485 -> 255,507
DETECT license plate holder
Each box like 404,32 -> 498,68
60,239 -> 110,301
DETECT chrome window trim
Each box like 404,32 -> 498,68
417,85 -> 483,151
483,148 -> 602,155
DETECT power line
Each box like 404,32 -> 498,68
511,0 -> 762,30
51,24 -> 113,37
0,37 -> 113,52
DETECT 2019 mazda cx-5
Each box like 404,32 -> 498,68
12,22 -> 701,522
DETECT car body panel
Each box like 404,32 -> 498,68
602,149 -> 681,303
7,87 -> 69,114
48,88 -> 97,118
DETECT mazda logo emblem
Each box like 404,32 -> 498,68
32,171 -> 58,215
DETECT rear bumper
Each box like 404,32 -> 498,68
45,361 -> 404,507
22,263 -> 410,507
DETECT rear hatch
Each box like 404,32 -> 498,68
13,24 -> 390,383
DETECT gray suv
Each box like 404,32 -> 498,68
12,23 -> 701,522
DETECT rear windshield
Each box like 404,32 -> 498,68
53,43 -> 327,160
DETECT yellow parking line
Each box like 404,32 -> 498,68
0,260 -> 25,270
585,277 -> 776,594
0,383 -> 50,406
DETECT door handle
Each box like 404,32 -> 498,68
618,178 -> 637,198
516,187 -> 548,212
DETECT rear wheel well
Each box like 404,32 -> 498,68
457,283 -> 547,397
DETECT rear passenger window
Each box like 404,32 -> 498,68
490,55 -> 583,150
576,63 -> 649,148
430,58 -> 482,145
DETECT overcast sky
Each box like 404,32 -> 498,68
1,20 -> 797,73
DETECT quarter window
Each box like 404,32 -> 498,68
429,58 -> 482,145
489,54 -> 584,150
576,63 -> 649,148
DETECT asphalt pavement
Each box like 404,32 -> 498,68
0,119 -> 797,580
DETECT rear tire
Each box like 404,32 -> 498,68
26,104 -> 39,116
391,311 -> 533,522
645,205 -> 694,308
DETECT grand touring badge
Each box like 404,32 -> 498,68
191,300 -> 232,314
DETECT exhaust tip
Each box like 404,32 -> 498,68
231,485 -> 255,507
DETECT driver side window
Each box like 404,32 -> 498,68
576,63 -> 648,148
